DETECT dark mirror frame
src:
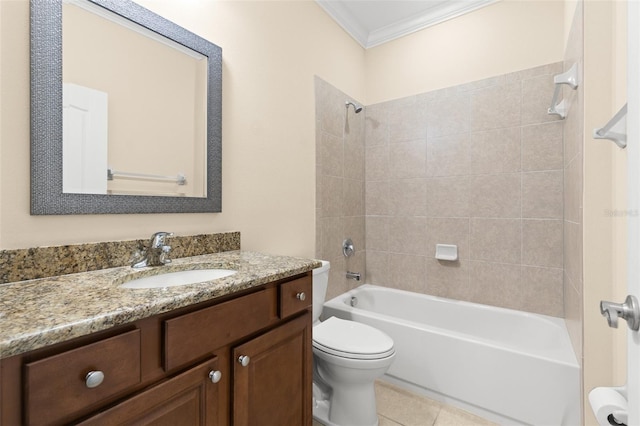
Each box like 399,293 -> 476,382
30,0 -> 222,214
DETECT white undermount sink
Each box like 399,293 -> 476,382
120,269 -> 237,289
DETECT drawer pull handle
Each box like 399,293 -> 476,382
85,370 -> 105,388
296,292 -> 306,301
208,370 -> 222,383
238,355 -> 250,367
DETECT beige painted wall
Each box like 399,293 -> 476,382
365,0 -> 565,104
582,0 -> 628,424
0,0 -> 366,256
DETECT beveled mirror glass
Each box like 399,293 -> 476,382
31,0 -> 222,214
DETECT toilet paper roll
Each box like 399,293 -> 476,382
589,387 -> 628,426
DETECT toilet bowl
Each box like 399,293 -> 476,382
312,261 -> 395,426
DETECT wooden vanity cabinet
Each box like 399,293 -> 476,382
232,313 -> 311,426
0,272 -> 312,426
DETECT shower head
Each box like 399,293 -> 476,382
345,101 -> 363,114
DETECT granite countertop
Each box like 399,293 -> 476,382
0,251 -> 321,359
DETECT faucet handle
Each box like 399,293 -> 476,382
160,245 -> 172,265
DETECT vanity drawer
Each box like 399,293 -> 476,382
279,275 -> 312,319
24,329 -> 141,426
164,289 -> 277,371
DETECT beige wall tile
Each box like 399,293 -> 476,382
427,133 -> 470,177
469,173 -> 522,218
425,92 -> 471,138
366,144 -> 390,181
426,218 -> 470,259
388,96 -> 427,143
366,180 -> 390,216
522,219 -> 563,268
522,121 -> 563,171
468,127 -> 521,175
366,250 -> 390,286
471,81 -> 521,131
315,207 -> 322,257
389,178 -> 427,216
564,220 -> 583,291
470,218 -> 521,264
390,140 -> 427,179
388,216 -> 427,255
388,253 -> 428,293
318,174 -> 343,218
365,102 -> 389,147
426,258 -> 470,299
564,154 -> 583,224
344,216 -> 365,252
563,89 -> 583,167
426,176 -> 470,218
326,256 -> 348,301
469,261 -> 524,310
520,266 -> 563,316
521,74 -> 561,126
318,130 -> 344,177
343,178 -> 365,216
522,170 -> 563,219
366,216 -> 389,251
319,216 -> 344,261
345,119 -> 365,181
564,271 -> 583,364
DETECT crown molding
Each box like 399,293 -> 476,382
315,0 -> 370,48
316,0 -> 499,49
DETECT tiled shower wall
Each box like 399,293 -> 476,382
315,77 -> 366,301
364,63 -> 565,317
562,1 -> 584,367
316,62 -> 566,317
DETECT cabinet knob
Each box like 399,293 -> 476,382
85,370 -> 105,388
296,292 -> 306,301
238,355 -> 250,367
208,370 -> 222,383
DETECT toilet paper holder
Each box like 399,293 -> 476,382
589,386 -> 628,426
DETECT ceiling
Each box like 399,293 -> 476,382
315,0 -> 499,49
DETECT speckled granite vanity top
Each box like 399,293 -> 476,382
0,251 -> 321,359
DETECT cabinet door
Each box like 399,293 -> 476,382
79,357 -> 221,426
233,312 -> 312,426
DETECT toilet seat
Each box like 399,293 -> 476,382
313,317 -> 395,360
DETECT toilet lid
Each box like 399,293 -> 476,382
313,317 -> 394,360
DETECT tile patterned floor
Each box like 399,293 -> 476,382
313,381 -> 497,426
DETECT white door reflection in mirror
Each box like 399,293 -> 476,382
63,83 -> 108,195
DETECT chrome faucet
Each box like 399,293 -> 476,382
131,232 -> 173,268
346,271 -> 361,281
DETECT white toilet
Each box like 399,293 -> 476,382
312,260 -> 395,426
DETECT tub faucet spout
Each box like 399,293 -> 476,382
346,271 -> 361,281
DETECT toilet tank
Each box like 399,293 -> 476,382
312,260 -> 330,323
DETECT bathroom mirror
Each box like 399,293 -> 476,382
30,0 -> 222,214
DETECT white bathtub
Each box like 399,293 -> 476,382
322,284 -> 580,426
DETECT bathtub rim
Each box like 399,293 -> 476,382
322,283 -> 579,368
